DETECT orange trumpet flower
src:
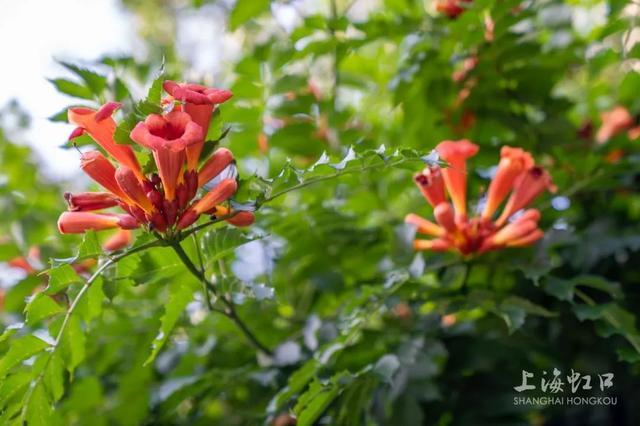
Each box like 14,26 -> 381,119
482,146 -> 534,219
69,102 -> 144,181
596,106 -> 634,144
163,80 -> 233,170
436,139 -> 479,217
406,142 -> 554,256
58,212 -> 138,234
58,80 -> 252,239
130,111 -> 203,201
103,229 -> 133,252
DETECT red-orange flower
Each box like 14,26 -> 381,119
58,81 -> 252,238
436,139 -> 479,217
596,106 -> 634,144
58,212 -> 138,233
482,146 -> 534,219
68,102 -> 144,181
130,111 -> 202,202
103,229 -> 133,252
406,141 -> 554,255
412,166 -> 446,208
436,0 -> 472,18
163,80 -> 233,170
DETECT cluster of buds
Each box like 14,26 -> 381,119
405,140 -> 556,255
58,81 -> 254,238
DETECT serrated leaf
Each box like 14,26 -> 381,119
144,283 -> 194,365
573,275 -> 622,299
268,359 -> 319,414
573,303 -> 609,321
294,372 -> 352,426
43,352 -> 65,402
25,294 -> 65,325
202,228 -> 260,261
77,276 -> 105,323
59,61 -> 107,96
542,276 -> 574,301
0,371 -> 31,407
60,316 -> 86,374
113,114 -> 137,146
0,335 -> 50,379
45,264 -> 81,295
48,78 -> 94,100
25,382 -> 61,426
52,231 -> 101,266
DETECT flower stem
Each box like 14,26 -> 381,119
167,239 -> 273,356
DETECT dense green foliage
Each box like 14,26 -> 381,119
1,0 -> 640,425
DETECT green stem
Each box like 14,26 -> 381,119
21,239 -> 160,421
262,157 -> 422,204
168,240 -> 273,356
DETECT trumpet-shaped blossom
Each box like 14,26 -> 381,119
436,139 -> 478,217
130,111 -> 202,201
163,80 -> 233,170
58,81 -> 252,237
102,229 -> 133,252
68,102 -> 144,181
405,140 -> 555,255
596,106 -> 634,144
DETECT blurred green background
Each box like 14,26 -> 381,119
1,0 -> 640,425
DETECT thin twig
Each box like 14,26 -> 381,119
167,240 -> 273,356
192,233 -> 214,310
262,157 -> 423,203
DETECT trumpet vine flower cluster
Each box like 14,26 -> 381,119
406,140 -> 556,255
58,81 -> 254,237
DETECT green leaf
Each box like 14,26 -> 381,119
0,371 -> 31,407
0,335 -> 50,379
202,228 -> 260,262
542,276 -> 574,301
114,114 -> 138,146
294,372 -> 352,426
60,316 -> 86,374
77,231 -> 103,260
43,352 -> 65,403
52,231 -> 102,265
0,323 -> 23,343
48,78 -> 94,100
77,276 -> 105,323
334,375 -> 377,426
134,65 -> 164,116
144,282 -> 194,365
268,359 -> 320,414
25,294 -> 65,325
573,303 -> 609,321
572,275 -> 622,299
48,108 -> 69,123
229,0 -> 270,30
25,382 -> 61,426
45,264 -> 82,295
59,61 -> 107,96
